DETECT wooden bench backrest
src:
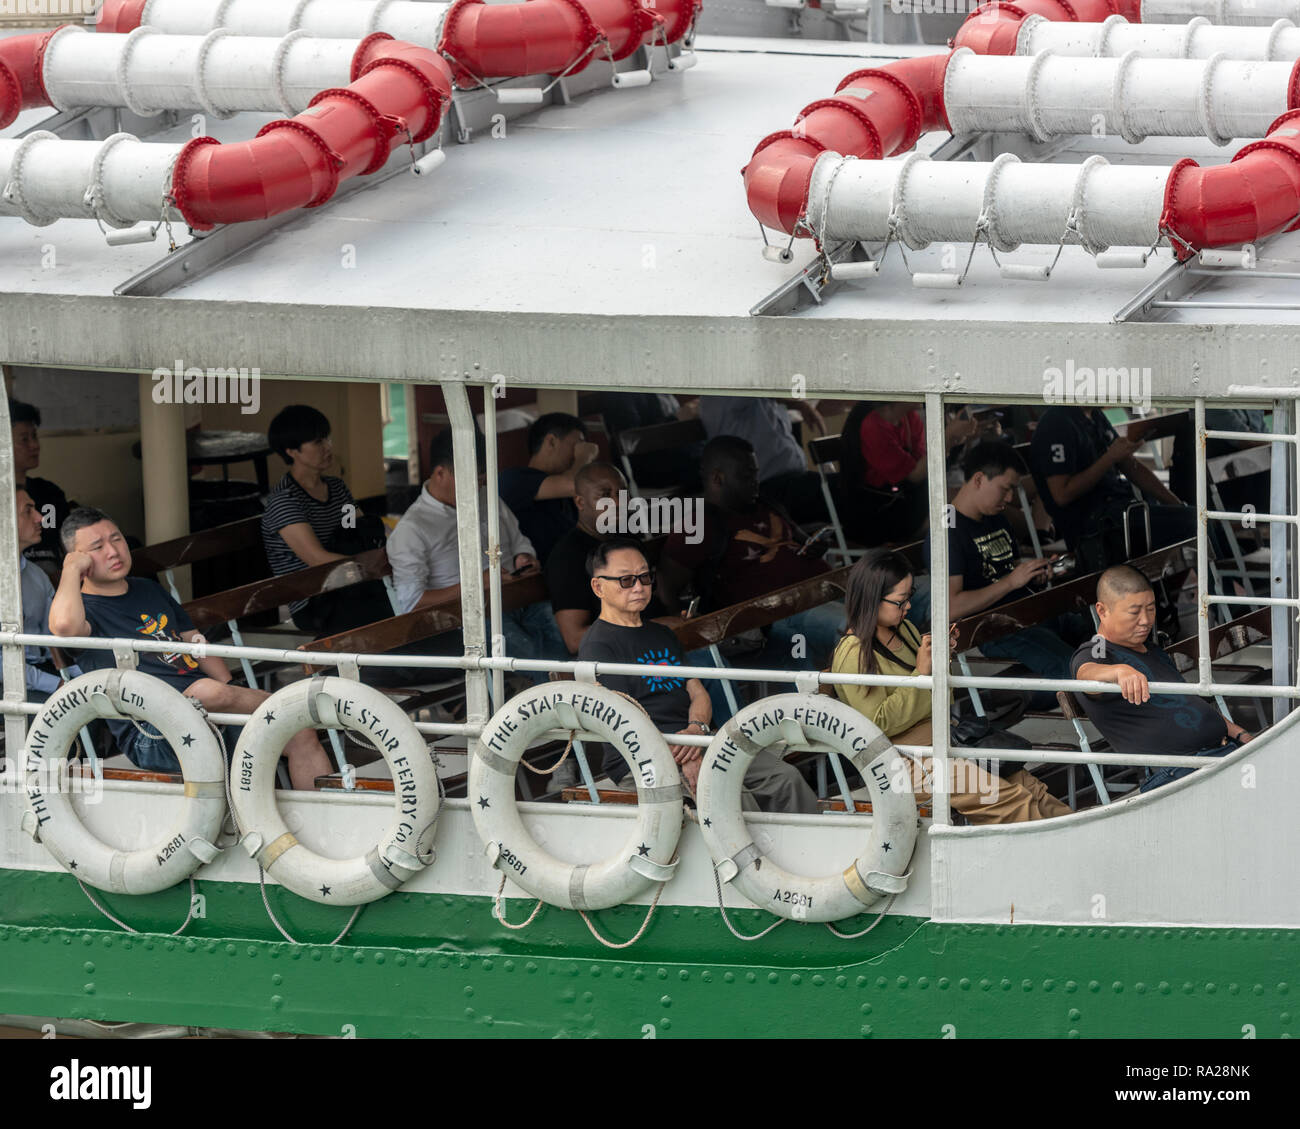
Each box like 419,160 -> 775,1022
184,548 -> 391,632
1165,606 -> 1271,667
131,515 -> 263,574
300,572 -> 549,668
953,539 -> 1196,652
808,434 -> 843,469
612,417 -> 706,459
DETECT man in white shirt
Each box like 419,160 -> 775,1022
387,430 -> 566,675
16,486 -> 75,702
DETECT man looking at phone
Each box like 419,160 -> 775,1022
579,538 -> 818,812
933,442 -> 1089,684
387,429 -> 565,671
658,436 -> 844,671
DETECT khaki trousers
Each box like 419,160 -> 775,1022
893,720 -> 1071,825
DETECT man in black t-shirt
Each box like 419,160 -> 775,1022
577,539 -> 817,813
931,442 -> 1084,682
1030,406 -> 1193,555
498,413 -> 597,566
51,508 -> 332,788
1070,566 -> 1251,791
10,398 -> 71,578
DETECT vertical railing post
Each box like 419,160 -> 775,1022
1194,398 -> 1211,690
1271,400 -> 1293,724
924,393 -> 951,827
443,380 -> 492,739
0,396 -> 27,756
482,388 -> 506,709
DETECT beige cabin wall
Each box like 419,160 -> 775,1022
38,429 -> 146,542
197,381 -> 385,500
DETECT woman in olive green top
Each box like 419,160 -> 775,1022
830,549 -> 1069,824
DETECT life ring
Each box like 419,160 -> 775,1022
21,670 -> 226,895
698,693 -> 917,923
230,675 -> 440,905
470,681 -> 683,911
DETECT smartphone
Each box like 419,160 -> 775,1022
685,596 -> 700,619
509,564 -> 529,577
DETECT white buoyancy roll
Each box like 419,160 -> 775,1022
806,151 -> 1169,252
470,682 -> 683,911
41,26 -> 357,116
138,0 -> 451,43
944,50 -> 1292,143
1140,0 -> 1300,26
0,133 -> 182,227
698,694 -> 917,924
1018,14 -> 1300,61
230,676 -> 440,905
22,670 -> 226,895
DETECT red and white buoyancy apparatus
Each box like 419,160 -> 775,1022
745,1 -> 1300,262
0,0 -> 699,230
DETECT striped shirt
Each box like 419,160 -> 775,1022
261,473 -> 355,614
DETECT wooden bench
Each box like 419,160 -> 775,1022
131,515 -> 266,605
184,548 -> 397,688
610,417 -> 706,498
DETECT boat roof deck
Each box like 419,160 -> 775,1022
2,31 -> 1298,395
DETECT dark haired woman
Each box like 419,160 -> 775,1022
829,549 -> 1069,824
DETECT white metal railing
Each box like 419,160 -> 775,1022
0,391 -> 1294,822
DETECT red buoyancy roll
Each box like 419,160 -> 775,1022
1162,111 -> 1300,256
94,0 -> 149,32
171,40 -> 451,229
0,32 -> 56,128
744,53 -> 952,235
953,0 -> 1143,55
439,0 -> 698,86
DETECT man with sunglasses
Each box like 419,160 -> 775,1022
579,538 -> 818,813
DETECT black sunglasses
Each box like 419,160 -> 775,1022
596,570 -> 655,589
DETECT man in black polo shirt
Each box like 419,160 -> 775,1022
1030,406 -> 1192,558
578,538 -> 817,812
1070,566 -> 1251,792
10,398 -> 71,578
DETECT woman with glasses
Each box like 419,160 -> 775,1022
577,537 -> 818,813
829,549 -> 1069,824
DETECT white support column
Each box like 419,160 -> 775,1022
1194,398 -> 1211,689
1271,400 -> 1293,724
443,379 -> 490,735
0,396 -> 28,754
483,386 -> 506,708
924,392 -> 951,828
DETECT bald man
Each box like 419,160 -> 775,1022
1069,565 -> 1251,791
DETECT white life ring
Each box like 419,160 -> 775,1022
230,675 -> 440,906
470,681 -> 683,911
21,670 -> 226,895
698,693 -> 917,923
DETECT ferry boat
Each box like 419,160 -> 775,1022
0,0 -> 1296,1040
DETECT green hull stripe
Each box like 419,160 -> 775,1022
0,869 -> 1294,1038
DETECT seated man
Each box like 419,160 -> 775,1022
658,435 -> 843,671
50,508 -> 331,788
935,441 -> 1089,684
1070,565 -> 1251,792
16,486 -> 76,703
1030,405 -> 1193,561
578,538 -> 818,813
261,403 -> 394,635
498,412 -> 598,566
10,398 -> 71,578
699,395 -> 830,525
386,429 -> 566,672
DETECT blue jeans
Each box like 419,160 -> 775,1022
124,722 -> 241,774
1138,739 -> 1238,793
499,601 -> 569,685
758,602 -> 847,672
980,624 -> 1077,683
